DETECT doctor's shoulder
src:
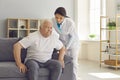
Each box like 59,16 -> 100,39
65,18 -> 75,25
65,18 -> 75,28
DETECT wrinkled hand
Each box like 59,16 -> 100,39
17,63 -> 27,73
59,59 -> 65,68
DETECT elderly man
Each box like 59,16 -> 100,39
13,19 -> 65,80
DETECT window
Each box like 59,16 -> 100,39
89,0 -> 106,40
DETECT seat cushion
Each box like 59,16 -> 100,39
0,62 -> 49,78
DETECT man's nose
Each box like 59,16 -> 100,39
48,28 -> 52,31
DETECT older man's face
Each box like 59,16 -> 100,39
41,22 -> 52,37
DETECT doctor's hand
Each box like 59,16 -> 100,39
17,63 -> 27,73
64,47 -> 68,54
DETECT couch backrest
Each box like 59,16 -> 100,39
0,38 -> 27,62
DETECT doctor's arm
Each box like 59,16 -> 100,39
66,31 -> 75,49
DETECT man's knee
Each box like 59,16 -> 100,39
25,59 -> 39,70
48,60 -> 62,69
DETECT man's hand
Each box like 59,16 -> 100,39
17,63 -> 27,73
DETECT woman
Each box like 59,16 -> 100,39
52,7 -> 80,80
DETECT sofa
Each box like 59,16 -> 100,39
0,38 -> 73,80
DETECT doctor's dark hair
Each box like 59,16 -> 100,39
54,7 -> 68,17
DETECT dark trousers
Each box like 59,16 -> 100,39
25,59 -> 62,80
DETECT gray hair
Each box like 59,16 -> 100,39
40,19 -> 53,28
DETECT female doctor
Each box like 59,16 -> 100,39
52,7 -> 80,80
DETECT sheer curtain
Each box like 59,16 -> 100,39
89,0 -> 106,40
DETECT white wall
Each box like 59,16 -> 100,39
106,0 -> 120,17
0,0 -> 74,37
106,0 -> 116,18
79,41 -> 100,61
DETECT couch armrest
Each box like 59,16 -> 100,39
52,49 -> 73,64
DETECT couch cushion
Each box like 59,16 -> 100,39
0,62 -> 49,78
0,38 -> 27,62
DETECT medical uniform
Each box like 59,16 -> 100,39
52,18 -> 80,80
